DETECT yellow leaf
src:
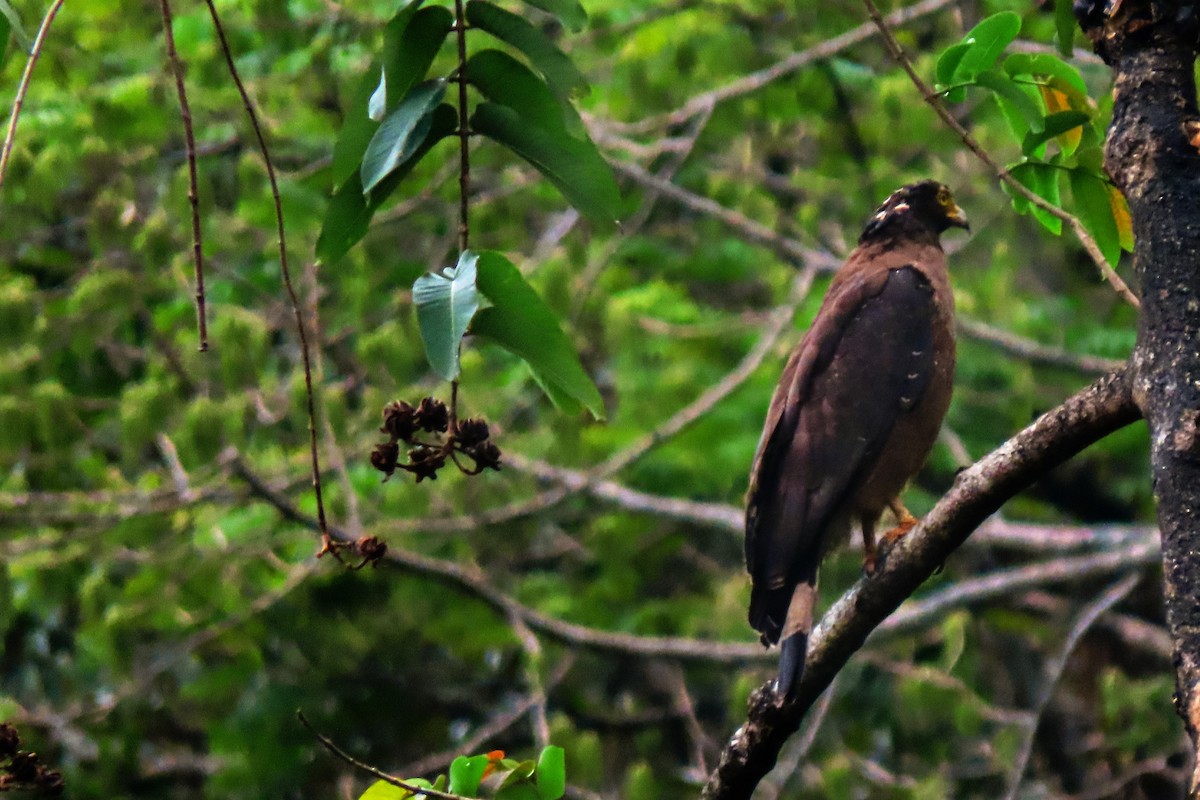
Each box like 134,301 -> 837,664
1107,185 -> 1135,252
1039,84 -> 1082,152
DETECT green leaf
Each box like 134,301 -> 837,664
382,5 -> 454,113
1070,168 -> 1121,266
0,1 -> 28,55
1075,145 -> 1105,172
467,49 -> 581,135
1007,161 -> 1064,235
500,760 -> 538,787
471,250 -> 605,418
332,67 -> 383,188
516,0 -> 587,31
413,252 -> 481,381
1003,52 -> 1088,98
449,755 -> 490,797
1022,110 -> 1090,156
496,785 -> 541,800
975,70 -> 1044,134
1055,0 -> 1076,56
935,41 -> 972,87
535,746 -> 565,800
470,102 -> 619,223
369,0 -> 427,121
361,80 -> 447,195
359,779 -> 412,800
317,104 -> 456,264
466,0 -> 588,98
952,12 -> 1021,81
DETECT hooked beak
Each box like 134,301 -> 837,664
947,202 -> 970,232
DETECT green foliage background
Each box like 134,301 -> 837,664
0,0 -> 1173,797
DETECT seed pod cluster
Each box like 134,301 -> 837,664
0,723 -> 64,795
371,396 -> 501,483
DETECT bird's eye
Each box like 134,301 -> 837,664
937,187 -> 951,206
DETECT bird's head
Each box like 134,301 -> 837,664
859,180 -> 970,243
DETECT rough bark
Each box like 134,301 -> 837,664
702,370 -> 1139,799
1076,0 -> 1200,789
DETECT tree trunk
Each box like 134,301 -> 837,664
1078,0 -> 1200,789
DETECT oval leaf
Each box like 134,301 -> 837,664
1055,0 -> 1076,56
318,104 -> 456,264
1069,169 -> 1121,267
935,41 -> 972,88
470,250 -> 605,418
413,252 -> 480,381
1023,108 -> 1088,157
332,66 -> 384,187
1108,184 -> 1134,253
449,755 -> 490,797
516,0 -> 586,31
384,5 -> 454,112
975,70 -> 1044,134
361,80 -> 447,195
467,49 -> 580,135
466,0 -> 588,98
952,11 -> 1021,82
359,780 -> 412,800
470,102 -> 619,223
1006,161 -> 1063,235
535,746 -> 565,800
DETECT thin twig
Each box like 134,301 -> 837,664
958,316 -> 1125,376
159,0 -> 208,351
453,0 -> 470,252
298,712 -> 468,800
861,0 -> 1141,309
0,0 -> 65,198
1002,573 -> 1142,800
201,0 -> 331,546
610,159 -> 839,271
398,656 -> 576,778
507,609 -> 551,748
879,541 -> 1159,637
624,0 -> 957,133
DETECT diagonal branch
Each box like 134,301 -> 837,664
624,0 -> 958,133
702,367 -> 1141,799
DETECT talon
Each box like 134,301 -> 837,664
862,549 -> 879,577
882,500 -> 919,547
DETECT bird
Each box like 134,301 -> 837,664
744,180 -> 968,701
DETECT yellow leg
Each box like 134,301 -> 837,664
861,517 -> 879,576
882,498 -> 919,547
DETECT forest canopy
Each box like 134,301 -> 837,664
0,0 -> 1176,798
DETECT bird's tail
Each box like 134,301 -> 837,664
776,577 -> 817,701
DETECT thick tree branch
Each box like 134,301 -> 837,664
702,368 -> 1140,799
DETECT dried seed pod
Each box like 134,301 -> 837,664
370,441 -> 400,477
414,397 -> 449,433
456,417 -> 490,447
380,400 -> 418,441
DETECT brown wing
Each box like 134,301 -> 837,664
745,265 -> 938,643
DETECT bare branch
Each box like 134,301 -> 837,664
610,159 -> 839,271
201,0 -> 333,547
958,316 -> 1126,376
1003,574 -> 1142,799
298,712 -> 467,800
0,0 -> 65,197
159,0 -> 208,351
625,0 -> 958,133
